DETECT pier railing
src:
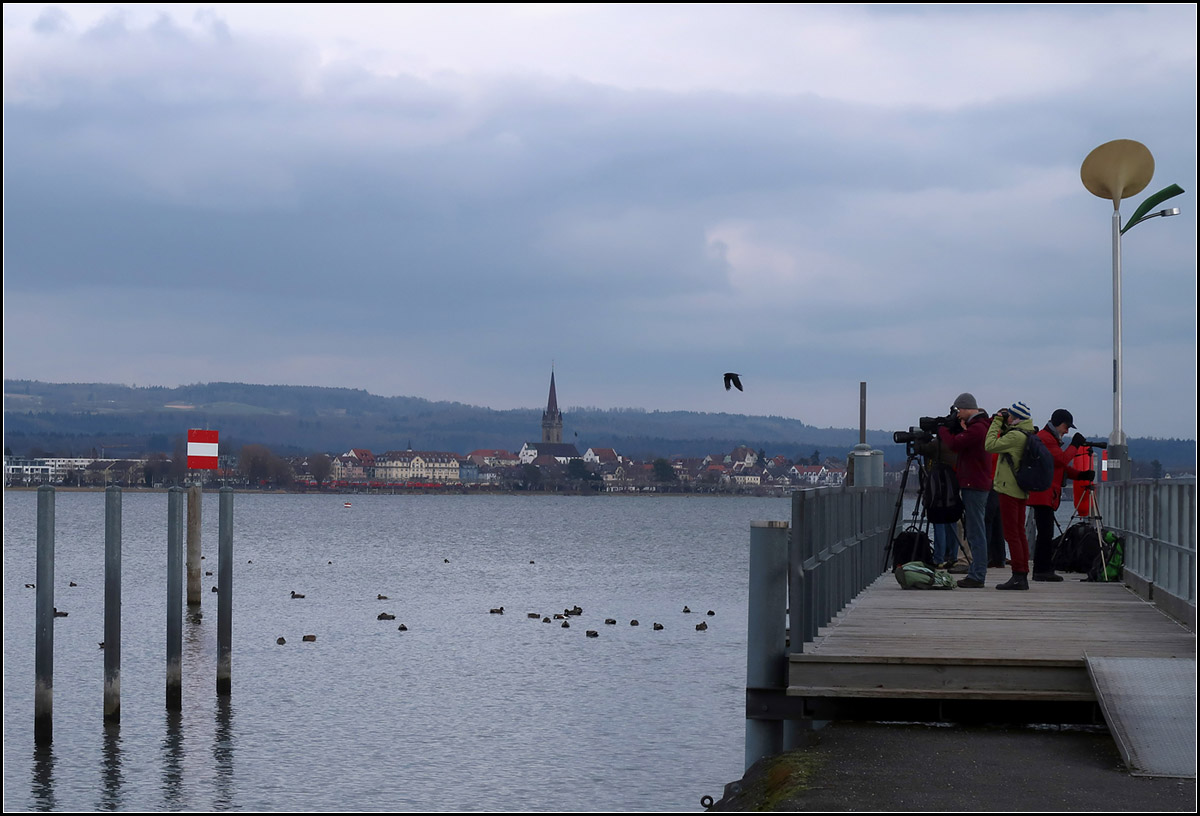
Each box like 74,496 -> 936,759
745,485 -> 894,768
1097,477 -> 1196,630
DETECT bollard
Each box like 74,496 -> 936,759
745,520 -> 789,770
187,484 -> 202,606
104,486 -> 122,722
35,485 -> 55,743
166,487 -> 184,710
217,487 -> 233,696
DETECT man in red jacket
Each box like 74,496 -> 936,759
1027,408 -> 1094,581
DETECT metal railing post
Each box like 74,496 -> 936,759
745,520 -> 789,770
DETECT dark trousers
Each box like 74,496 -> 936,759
1031,504 -> 1057,575
985,490 -> 1006,566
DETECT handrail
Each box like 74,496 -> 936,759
745,485 -> 895,769
1097,477 -> 1196,630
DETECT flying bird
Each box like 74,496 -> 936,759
723,373 -> 743,392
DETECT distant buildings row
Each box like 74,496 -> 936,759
2,372 -> 847,492
317,442 -> 846,490
2,446 -> 848,492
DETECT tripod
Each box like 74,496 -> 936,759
883,450 -> 929,570
1067,446 -> 1111,581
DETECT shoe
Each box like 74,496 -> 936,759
948,564 -> 969,574
988,561 -> 1005,569
995,573 -> 1029,590
1032,572 -> 1064,582
957,577 -> 985,588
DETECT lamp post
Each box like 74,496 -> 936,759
1081,140 -> 1183,481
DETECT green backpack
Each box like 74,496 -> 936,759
894,561 -> 956,590
1087,530 -> 1125,582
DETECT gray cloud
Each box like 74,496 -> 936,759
3,5 -> 1195,440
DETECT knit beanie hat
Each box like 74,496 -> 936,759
1009,401 -> 1031,421
952,392 -> 978,411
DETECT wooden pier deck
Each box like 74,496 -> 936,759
789,571 -> 1196,724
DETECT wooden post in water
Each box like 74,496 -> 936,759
187,483 -> 202,606
217,487 -> 233,696
104,486 -> 122,722
166,487 -> 184,710
35,485 -> 55,743
745,520 -> 789,770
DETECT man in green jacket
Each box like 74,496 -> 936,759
984,401 -> 1036,590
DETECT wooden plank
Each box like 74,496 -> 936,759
786,571 -> 1196,709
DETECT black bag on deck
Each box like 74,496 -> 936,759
1051,521 -> 1100,574
891,527 -> 933,570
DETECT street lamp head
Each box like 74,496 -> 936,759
1122,184 -> 1185,234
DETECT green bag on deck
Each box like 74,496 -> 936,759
894,561 -> 956,590
1087,530 -> 1125,582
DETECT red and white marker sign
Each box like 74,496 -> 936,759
187,429 -> 219,470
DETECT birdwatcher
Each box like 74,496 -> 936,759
936,393 -> 992,588
984,401 -> 1036,590
1026,409 -> 1094,582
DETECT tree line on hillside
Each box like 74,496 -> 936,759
4,379 -> 1195,473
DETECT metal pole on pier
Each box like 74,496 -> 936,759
166,487 -> 184,710
35,485 -> 55,743
217,486 -> 233,696
104,486 -> 122,722
745,520 -> 789,770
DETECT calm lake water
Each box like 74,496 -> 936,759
4,491 -> 795,812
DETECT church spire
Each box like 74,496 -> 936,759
542,369 -> 563,444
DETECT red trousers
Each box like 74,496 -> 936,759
999,493 -> 1029,574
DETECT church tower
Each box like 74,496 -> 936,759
542,370 -> 563,444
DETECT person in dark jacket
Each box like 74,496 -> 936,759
1027,409 -> 1094,581
937,392 -> 993,588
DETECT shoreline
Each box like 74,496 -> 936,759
2,485 -> 794,497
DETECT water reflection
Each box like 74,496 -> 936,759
31,742 -> 56,811
161,712 -> 184,809
213,697 -> 235,809
99,722 -> 123,810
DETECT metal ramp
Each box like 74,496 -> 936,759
1086,656 -> 1197,778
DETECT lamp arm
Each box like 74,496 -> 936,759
1122,183 -> 1185,234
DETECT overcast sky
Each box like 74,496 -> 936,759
4,4 -> 1196,441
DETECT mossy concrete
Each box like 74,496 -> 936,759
708,722 -> 1196,812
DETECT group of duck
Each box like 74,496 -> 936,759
281,590 -> 716,641
492,603 -> 716,636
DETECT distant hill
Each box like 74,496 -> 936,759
4,380 -> 1195,473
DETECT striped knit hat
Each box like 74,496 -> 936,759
1009,401 -> 1031,421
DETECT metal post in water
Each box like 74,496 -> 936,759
217,487 -> 233,696
745,520 -> 789,770
35,485 -> 55,743
187,484 -> 202,606
104,486 -> 122,722
166,487 -> 184,710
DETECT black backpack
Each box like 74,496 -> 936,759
891,528 -> 933,570
920,461 -> 963,524
1005,429 -> 1054,493
1052,522 -> 1100,573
